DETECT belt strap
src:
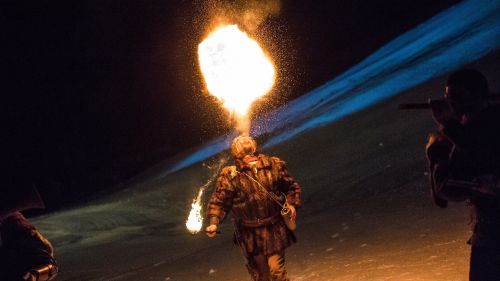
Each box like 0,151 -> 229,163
239,213 -> 281,228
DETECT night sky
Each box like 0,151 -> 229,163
3,0 -> 460,210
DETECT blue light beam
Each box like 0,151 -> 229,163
165,0 -> 500,175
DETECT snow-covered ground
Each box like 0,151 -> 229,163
31,1 -> 500,278
33,50 -> 499,280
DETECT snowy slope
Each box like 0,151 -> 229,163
30,0 -> 500,280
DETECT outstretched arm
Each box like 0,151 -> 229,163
206,168 -> 235,237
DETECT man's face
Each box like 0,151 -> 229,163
445,85 -> 480,116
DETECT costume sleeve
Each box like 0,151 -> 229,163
440,119 -> 473,150
431,151 -> 490,201
426,132 -> 450,207
0,212 -> 58,278
273,157 -> 302,208
426,131 -> 489,202
432,162 -> 468,201
206,168 -> 235,225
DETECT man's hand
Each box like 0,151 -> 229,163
430,99 -> 454,126
205,224 -> 218,238
22,262 -> 58,281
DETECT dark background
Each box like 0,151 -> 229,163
3,0 -> 460,211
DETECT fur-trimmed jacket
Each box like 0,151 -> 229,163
207,153 -> 301,255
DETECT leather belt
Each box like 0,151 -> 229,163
239,213 -> 281,228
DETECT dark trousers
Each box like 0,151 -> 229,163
244,251 -> 289,281
470,245 -> 500,281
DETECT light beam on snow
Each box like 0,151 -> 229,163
162,0 -> 500,176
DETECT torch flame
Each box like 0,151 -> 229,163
198,25 -> 275,116
186,188 -> 204,234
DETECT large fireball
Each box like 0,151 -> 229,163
198,25 -> 275,116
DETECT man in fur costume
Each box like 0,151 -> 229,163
205,136 -> 301,281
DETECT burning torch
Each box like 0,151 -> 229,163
185,185 -> 205,235
185,24 -> 276,234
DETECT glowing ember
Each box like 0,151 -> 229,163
198,25 -> 275,116
186,188 -> 205,234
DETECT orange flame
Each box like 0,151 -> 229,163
198,25 -> 275,117
186,187 -> 205,234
